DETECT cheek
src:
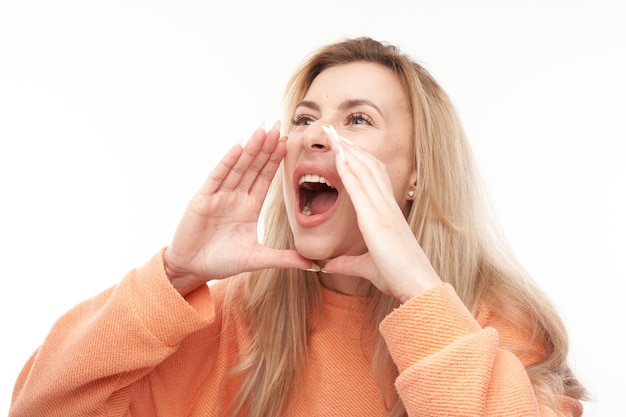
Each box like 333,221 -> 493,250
373,144 -> 410,176
281,154 -> 296,211
388,157 -> 414,199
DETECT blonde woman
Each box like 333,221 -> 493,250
10,37 -> 586,417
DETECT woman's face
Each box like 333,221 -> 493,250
283,61 -> 415,261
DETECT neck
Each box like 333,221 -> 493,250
317,268 -> 371,296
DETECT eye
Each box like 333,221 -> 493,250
291,113 -> 315,126
346,112 -> 374,126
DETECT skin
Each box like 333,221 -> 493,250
164,62 -> 442,303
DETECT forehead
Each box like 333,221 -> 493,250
304,62 -> 408,107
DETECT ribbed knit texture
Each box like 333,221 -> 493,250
9,249 -> 582,417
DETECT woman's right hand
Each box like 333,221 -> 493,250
163,123 -> 317,296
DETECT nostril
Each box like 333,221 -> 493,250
312,144 -> 325,149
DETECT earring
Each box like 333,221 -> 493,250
408,190 -> 415,198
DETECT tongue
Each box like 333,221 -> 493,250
310,190 -> 337,215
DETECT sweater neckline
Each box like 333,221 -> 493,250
320,284 -> 371,311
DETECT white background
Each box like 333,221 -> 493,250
1,1 -> 624,415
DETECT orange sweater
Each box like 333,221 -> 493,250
9,251 -> 582,417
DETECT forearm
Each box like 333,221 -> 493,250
380,284 -> 582,417
9,249 -> 214,417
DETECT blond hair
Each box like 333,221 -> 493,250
226,37 -> 586,417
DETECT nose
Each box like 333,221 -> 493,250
301,121 -> 331,152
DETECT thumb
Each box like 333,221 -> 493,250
321,253 -> 373,279
253,248 -> 321,272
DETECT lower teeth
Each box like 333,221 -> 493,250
302,203 -> 312,216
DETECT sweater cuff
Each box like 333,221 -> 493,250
379,283 -> 482,373
128,248 -> 215,347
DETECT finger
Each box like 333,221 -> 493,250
249,136 -> 286,201
324,129 -> 349,165
324,133 -> 379,206
217,127 -> 271,192
251,248 -> 321,272
330,143 -> 395,214
341,144 -> 395,199
198,142 -> 245,196
237,126 -> 282,193
322,253 -> 373,280
324,131 -> 389,193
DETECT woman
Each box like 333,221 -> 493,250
9,37 -> 586,417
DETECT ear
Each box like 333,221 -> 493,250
405,166 -> 418,201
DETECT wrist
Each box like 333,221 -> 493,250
397,271 -> 442,304
163,249 -> 200,297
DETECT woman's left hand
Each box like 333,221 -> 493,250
322,136 -> 442,303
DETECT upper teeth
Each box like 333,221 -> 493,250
298,174 -> 334,188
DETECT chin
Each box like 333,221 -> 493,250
293,240 -> 335,261
293,236 -> 366,262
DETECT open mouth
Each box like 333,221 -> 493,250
298,174 -> 338,216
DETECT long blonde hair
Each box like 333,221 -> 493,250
227,37 -> 586,417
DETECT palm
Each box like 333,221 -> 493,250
324,137 -> 442,302
181,187 -> 266,279
164,126 -> 313,293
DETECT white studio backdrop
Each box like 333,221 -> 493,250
1,1 -> 624,415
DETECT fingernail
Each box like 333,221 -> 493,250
320,268 -> 328,274
280,135 -> 289,142
326,124 -> 354,146
329,125 -> 354,145
337,144 -> 347,163
322,125 -> 347,162
272,120 -> 281,131
258,121 -> 266,130
327,125 -> 341,143
328,125 -> 342,142
304,263 -> 321,272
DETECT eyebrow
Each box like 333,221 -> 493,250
295,98 -> 384,117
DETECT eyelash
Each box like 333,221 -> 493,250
291,114 -> 314,126
291,112 -> 374,127
347,112 -> 373,126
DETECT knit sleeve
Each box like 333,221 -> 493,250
9,249 -> 216,417
379,284 -> 583,417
